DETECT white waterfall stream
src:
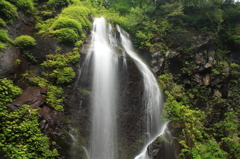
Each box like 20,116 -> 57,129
116,26 -> 166,159
88,17 -> 119,159
75,17 -> 169,159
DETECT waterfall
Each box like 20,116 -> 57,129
116,26 -> 166,159
73,17 -> 169,159
88,17 -> 119,159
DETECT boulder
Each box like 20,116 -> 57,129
10,87 -> 48,109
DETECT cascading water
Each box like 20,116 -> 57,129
72,17 -> 172,159
116,26 -> 166,159
88,17 -> 119,159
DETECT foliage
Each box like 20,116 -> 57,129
0,42 -> 7,51
159,74 -> 229,158
0,29 -> 12,43
48,67 -> 76,84
22,72 -> 65,112
60,5 -> 92,29
0,79 -> 58,158
54,28 -> 78,44
46,0 -> 70,10
6,0 -> 34,14
0,18 -> 7,27
23,75 -> 49,88
41,50 -> 79,84
42,50 -> 80,67
0,105 -> 59,158
46,85 -> 64,111
0,0 -> 18,23
51,17 -> 82,35
0,78 -> 22,107
14,35 -> 36,50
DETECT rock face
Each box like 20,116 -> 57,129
65,52 -> 146,158
0,11 -> 34,80
0,46 -> 20,78
145,121 -> 183,159
10,87 -> 47,109
7,86 -> 69,157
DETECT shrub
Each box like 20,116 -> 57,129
46,85 -> 64,111
0,0 -> 18,23
0,78 -> 22,107
60,6 -> 92,29
0,30 -> 12,43
54,28 -> 78,44
46,0 -> 70,9
0,42 -> 7,51
51,17 -> 82,35
0,18 -> 7,27
6,0 -> 34,14
0,105 -> 59,158
14,35 -> 36,50
41,51 -> 80,68
49,67 -> 76,84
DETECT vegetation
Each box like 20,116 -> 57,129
0,42 -> 7,51
0,78 -> 59,158
1,0 -> 240,158
46,0 -> 70,10
0,29 -> 12,43
14,35 -> 37,62
14,35 -> 36,50
6,0 -> 35,14
54,28 -> 78,43
0,0 -> 18,23
0,18 -> 7,27
41,47 -> 79,84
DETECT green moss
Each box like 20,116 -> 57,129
0,42 -> 7,51
49,67 -> 76,84
46,0 -> 70,10
0,29 -> 12,43
54,28 -> 78,44
0,0 -> 18,23
14,35 -> 36,50
0,79 -> 38,159
0,78 -> 22,106
6,0 -> 34,14
0,18 -> 7,27
74,40 -> 83,47
35,18 -> 55,35
41,51 -> 80,68
0,105 -> 59,158
46,85 -> 64,111
60,5 -> 92,29
51,17 -> 82,35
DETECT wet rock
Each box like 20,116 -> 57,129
208,50 -> 215,63
195,53 -> 206,65
168,121 -> 184,130
0,46 -> 29,83
152,51 -> 164,73
8,11 -> 35,39
0,46 -> 19,78
193,35 -> 211,48
12,87 -> 48,109
166,49 -> 180,58
195,73 -> 211,86
214,89 -> 222,98
81,44 -> 91,54
6,104 -> 18,112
